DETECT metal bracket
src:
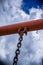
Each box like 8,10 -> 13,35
18,27 -> 27,36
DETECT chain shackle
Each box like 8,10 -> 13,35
13,27 -> 27,65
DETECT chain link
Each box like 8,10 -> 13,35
13,27 -> 27,65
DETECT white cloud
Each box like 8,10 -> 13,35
29,7 -> 43,20
0,0 -> 23,26
0,36 -> 6,60
31,30 -> 43,61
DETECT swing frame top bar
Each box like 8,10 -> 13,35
0,19 -> 43,36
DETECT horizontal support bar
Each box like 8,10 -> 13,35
0,19 -> 43,36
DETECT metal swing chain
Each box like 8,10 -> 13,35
13,27 -> 27,65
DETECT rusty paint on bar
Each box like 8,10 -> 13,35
0,19 -> 43,36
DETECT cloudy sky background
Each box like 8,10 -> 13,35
0,0 -> 43,65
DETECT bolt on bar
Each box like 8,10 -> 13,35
0,19 -> 43,36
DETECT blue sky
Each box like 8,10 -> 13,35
0,0 -> 43,65
21,0 -> 43,14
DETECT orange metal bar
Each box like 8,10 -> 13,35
0,19 -> 43,36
